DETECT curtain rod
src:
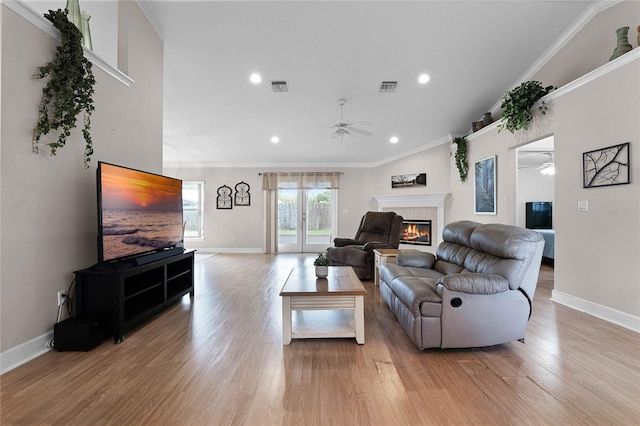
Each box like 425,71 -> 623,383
258,172 -> 344,176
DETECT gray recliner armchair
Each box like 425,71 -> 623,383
379,220 -> 545,350
326,211 -> 403,280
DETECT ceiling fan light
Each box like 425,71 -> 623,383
540,165 -> 555,175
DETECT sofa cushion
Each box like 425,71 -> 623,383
436,273 -> 509,294
420,301 -> 443,317
435,242 -> 472,272
442,220 -> 480,246
396,251 -> 436,269
470,223 -> 543,260
386,276 -> 441,317
380,264 -> 444,285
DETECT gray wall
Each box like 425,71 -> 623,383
0,1 -> 163,370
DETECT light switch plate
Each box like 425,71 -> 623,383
577,201 -> 589,212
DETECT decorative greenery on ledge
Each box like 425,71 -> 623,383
452,136 -> 468,183
32,9 -> 96,169
497,81 -> 555,134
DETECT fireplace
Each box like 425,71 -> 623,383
400,220 -> 432,246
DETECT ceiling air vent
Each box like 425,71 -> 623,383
271,81 -> 289,93
379,81 -> 398,93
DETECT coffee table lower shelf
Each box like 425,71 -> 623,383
281,295 -> 364,345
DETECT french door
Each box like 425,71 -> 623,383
277,188 -> 336,253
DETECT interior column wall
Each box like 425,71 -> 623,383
0,2 -> 163,369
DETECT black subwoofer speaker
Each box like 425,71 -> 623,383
54,318 -> 103,351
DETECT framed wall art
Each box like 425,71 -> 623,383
235,181 -> 250,206
216,185 -> 232,209
391,173 -> 426,188
474,156 -> 496,215
583,142 -> 630,188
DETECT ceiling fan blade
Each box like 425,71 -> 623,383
349,121 -> 373,127
348,127 -> 372,136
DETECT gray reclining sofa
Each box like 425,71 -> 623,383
379,220 -> 545,350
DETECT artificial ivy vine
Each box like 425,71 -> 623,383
32,9 -> 96,169
497,81 -> 554,134
452,136 -> 468,183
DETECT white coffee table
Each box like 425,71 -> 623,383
280,266 -> 367,345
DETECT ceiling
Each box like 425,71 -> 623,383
518,136 -> 555,170
137,1 -> 594,168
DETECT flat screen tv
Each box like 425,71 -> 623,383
97,162 -> 184,264
525,201 -> 553,229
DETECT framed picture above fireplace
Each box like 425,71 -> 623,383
391,173 -> 426,188
474,156 -> 496,215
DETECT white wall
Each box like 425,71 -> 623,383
0,1 -> 163,372
445,56 -> 639,325
163,166 -> 376,252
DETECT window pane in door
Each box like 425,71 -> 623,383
305,189 -> 332,246
278,189 -> 298,245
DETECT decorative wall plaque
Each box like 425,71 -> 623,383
235,181 -> 250,206
583,142 -> 630,188
216,185 -> 232,209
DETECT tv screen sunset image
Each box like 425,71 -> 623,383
99,163 -> 183,262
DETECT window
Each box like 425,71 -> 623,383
183,182 -> 204,239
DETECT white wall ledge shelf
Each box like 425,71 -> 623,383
4,0 -> 134,87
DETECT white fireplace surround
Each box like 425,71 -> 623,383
372,193 -> 450,246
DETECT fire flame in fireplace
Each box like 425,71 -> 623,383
402,224 -> 430,242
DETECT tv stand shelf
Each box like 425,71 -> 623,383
75,250 -> 195,343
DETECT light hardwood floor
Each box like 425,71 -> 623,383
1,254 -> 639,425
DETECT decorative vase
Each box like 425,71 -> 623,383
483,112 -> 493,126
609,26 -> 633,61
81,11 -> 93,50
315,265 -> 328,279
65,0 -> 83,32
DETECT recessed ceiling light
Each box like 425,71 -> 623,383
270,136 -> 280,143
390,136 -> 399,144
250,73 -> 262,84
418,73 -> 430,84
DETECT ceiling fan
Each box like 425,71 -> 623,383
330,99 -> 372,141
519,152 -> 555,175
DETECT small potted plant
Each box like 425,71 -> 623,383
313,252 -> 329,278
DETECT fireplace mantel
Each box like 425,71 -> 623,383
372,193 -> 450,245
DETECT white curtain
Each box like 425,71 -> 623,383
261,172 -> 341,190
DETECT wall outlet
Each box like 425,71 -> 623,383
57,290 -> 66,307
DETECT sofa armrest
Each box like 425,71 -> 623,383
396,251 -> 436,269
334,238 -> 361,247
437,273 -> 509,294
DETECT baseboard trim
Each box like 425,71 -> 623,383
551,290 -> 640,333
1,331 -> 53,375
193,248 -> 264,254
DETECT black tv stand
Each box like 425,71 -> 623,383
75,250 -> 195,343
